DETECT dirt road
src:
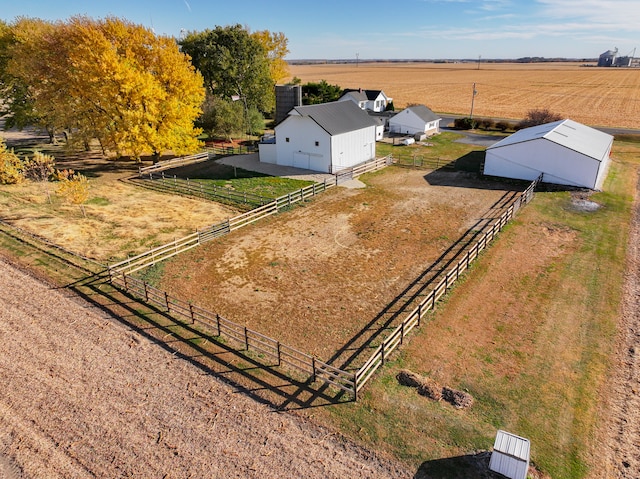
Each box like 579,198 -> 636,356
0,258 -> 409,479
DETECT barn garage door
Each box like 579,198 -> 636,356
293,152 -> 310,169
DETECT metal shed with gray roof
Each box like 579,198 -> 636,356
259,101 -> 377,173
484,119 -> 613,190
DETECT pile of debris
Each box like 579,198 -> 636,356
397,369 -> 474,409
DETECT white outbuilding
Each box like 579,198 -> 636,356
484,119 -> 614,190
388,105 -> 441,137
259,101 -> 377,173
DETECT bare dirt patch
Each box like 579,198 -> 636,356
159,166 -> 523,365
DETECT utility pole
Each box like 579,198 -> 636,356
356,52 -> 359,67
470,82 -> 478,119
477,55 -> 481,70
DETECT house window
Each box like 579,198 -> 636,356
286,137 -> 290,142
315,141 -> 319,146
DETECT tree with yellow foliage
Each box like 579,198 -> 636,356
0,137 -> 23,184
3,17 -> 205,161
251,30 -> 290,84
56,169 -> 89,217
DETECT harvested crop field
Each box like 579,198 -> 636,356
289,62 -> 640,129
0,257 -> 410,479
157,166 -> 524,367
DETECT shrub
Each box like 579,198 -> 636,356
454,117 -> 477,130
517,108 -> 562,129
477,118 -> 495,130
23,151 -> 56,182
495,120 -> 513,132
0,139 -> 24,184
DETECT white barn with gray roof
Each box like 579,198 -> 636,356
484,119 -> 613,190
389,105 -> 441,136
259,101 -> 377,173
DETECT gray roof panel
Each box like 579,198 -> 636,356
292,101 -> 377,136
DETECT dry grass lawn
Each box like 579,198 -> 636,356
289,62 -> 640,129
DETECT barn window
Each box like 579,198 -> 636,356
286,137 -> 290,142
315,141 -> 319,146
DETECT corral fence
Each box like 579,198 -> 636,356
109,271 -> 356,395
353,174 -> 542,397
109,180 -> 335,276
393,155 -> 456,170
334,155 -> 394,183
139,152 -> 210,176
203,143 -> 257,157
137,172 -> 273,209
108,172 -> 542,398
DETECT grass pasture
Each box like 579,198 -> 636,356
289,62 -> 640,129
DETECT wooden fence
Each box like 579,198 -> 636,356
334,155 -> 394,183
352,174 -> 542,397
139,152 -> 210,176
109,180 -> 335,276
139,172 -> 272,208
109,152 -> 541,398
109,271 -> 356,395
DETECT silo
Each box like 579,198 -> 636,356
275,85 -> 302,125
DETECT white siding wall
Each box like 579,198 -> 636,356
330,126 -> 376,171
274,116 -> 331,171
258,143 -> 277,164
389,110 -> 425,135
485,139 -> 601,188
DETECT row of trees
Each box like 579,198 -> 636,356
0,17 -> 290,160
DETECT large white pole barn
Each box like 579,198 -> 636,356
484,119 -> 614,190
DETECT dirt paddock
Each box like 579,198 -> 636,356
159,166 -> 524,366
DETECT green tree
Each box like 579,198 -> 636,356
198,95 -> 244,141
302,80 -> 342,105
180,25 -> 274,113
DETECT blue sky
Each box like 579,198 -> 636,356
2,0 -> 639,59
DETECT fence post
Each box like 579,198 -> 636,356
244,327 -> 249,350
400,322 -> 405,344
189,303 -> 195,324
417,303 -> 422,326
165,291 -> 170,312
144,281 -> 149,302
381,342 -> 385,365
216,314 -> 221,336
122,272 -> 127,289
276,341 -> 281,366
312,357 -> 317,382
353,373 -> 358,401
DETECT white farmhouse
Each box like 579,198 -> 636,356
484,119 -> 613,190
389,105 -> 441,136
259,101 -> 377,173
338,89 -> 393,112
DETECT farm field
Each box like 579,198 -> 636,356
289,62 -> 640,129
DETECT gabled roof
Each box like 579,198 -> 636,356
396,105 -> 440,123
289,101 -> 377,136
487,119 -> 613,162
343,89 -> 385,101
